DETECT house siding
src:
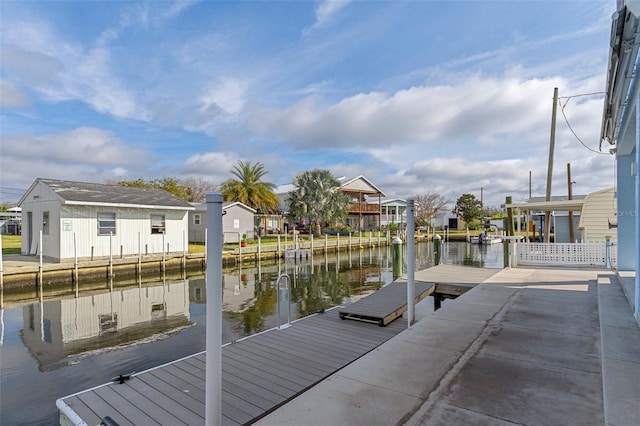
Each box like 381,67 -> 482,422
577,188 -> 617,243
222,205 -> 255,243
59,205 -> 189,259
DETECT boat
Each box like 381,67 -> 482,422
471,232 -> 502,245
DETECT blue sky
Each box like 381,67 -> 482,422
0,0 -> 617,207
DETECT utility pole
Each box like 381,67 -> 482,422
567,163 -> 575,243
529,171 -> 532,199
544,88 -> 558,243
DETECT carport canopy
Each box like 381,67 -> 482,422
504,199 -> 584,212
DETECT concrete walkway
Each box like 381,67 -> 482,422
255,266 -> 640,426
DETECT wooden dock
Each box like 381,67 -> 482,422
337,281 -> 435,326
57,264 -> 501,426
57,309 -> 407,426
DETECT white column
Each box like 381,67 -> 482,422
635,89 -> 640,322
407,199 -> 415,327
205,193 -> 223,426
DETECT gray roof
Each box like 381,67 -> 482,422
37,178 -> 193,209
191,201 -> 256,213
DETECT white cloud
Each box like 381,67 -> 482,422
304,0 -> 352,35
200,77 -> 247,117
3,127 -> 149,165
181,151 -> 238,182
1,16 -> 143,120
0,127 -> 153,192
249,75 -> 571,152
0,79 -> 32,108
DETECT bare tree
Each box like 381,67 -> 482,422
182,177 -> 218,202
414,193 -> 450,229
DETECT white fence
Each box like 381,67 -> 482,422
515,242 -> 616,268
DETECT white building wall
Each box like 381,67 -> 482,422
20,181 -> 63,258
58,205 -> 189,259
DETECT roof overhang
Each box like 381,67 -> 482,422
504,199 -> 584,212
601,4 -> 640,152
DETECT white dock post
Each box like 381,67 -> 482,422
407,199 -> 415,328
39,230 -> 43,287
205,193 -> 223,426
73,232 -> 78,285
109,231 -> 113,278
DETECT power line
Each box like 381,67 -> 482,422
559,92 -> 609,155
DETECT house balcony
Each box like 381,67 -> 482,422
348,203 -> 381,214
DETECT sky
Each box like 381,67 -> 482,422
0,0 -> 619,208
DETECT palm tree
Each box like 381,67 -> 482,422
221,161 -> 279,213
287,169 -> 350,236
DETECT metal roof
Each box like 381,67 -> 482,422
23,178 -> 194,210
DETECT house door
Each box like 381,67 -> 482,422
27,211 -> 32,254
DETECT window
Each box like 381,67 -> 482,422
151,214 -> 166,234
42,211 -> 50,235
98,213 -> 116,235
99,313 -> 118,335
194,214 -> 201,225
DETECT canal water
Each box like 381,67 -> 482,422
0,241 -> 504,425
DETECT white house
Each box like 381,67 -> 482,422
18,178 -> 194,261
189,201 -> 256,244
379,199 -> 407,227
601,1 -> 640,322
430,211 -> 460,230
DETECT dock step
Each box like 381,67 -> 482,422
338,281 -> 435,326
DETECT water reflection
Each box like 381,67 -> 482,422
19,279 -> 192,372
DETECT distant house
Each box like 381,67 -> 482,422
18,178 -> 193,261
550,211 -> 582,243
524,195 -> 585,241
189,201 -> 256,244
379,199 -> 407,228
430,211 -> 462,231
0,206 -> 21,235
339,175 -> 385,231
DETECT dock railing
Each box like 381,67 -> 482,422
276,273 -> 292,329
515,242 -> 616,268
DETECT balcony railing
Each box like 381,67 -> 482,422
348,203 -> 380,214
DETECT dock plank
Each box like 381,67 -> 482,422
103,381 -> 189,426
62,396 -> 103,426
134,373 -> 205,423
75,392 -> 136,426
93,386 -> 158,426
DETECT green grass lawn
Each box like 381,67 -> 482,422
2,235 -> 21,255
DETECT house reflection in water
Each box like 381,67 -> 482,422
189,271 -> 259,313
20,280 -> 192,371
